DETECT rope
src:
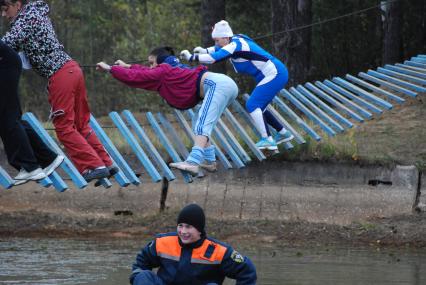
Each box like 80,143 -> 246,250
252,0 -> 400,41
79,59 -> 149,69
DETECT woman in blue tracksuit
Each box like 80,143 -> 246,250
180,20 -> 294,151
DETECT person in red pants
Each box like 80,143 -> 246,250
1,0 -> 117,182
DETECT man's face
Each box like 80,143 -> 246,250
1,1 -> 22,22
148,55 -> 158,68
177,223 -> 201,244
213,37 -> 230,47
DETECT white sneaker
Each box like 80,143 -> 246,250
43,155 -> 64,176
169,161 -> 200,176
13,179 -> 29,186
14,168 -> 47,182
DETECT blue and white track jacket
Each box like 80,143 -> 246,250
198,34 -> 286,86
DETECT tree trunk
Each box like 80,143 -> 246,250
271,0 -> 312,87
381,0 -> 403,64
200,0 -> 226,73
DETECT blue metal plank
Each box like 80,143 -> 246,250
48,172 -> 68,192
296,85 -> 353,129
231,100 -> 261,138
404,60 -> 426,69
377,67 -> 426,86
397,63 -> 426,73
290,87 -> 345,133
157,113 -> 190,158
174,110 -> 232,170
187,109 -> 244,168
315,81 -> 371,120
37,177 -> 53,188
332,77 -> 393,110
280,89 -> 336,136
217,118 -> 252,164
223,109 -> 266,161
386,65 -> 426,79
265,104 -> 305,144
157,113 -> 199,182
0,166 -> 15,189
412,57 -> 426,64
367,70 -> 426,93
323,80 -> 382,115
306,82 -> 364,123
90,116 -> 136,186
211,126 -> 246,168
274,92 -> 321,141
173,110 -> 195,143
109,112 -> 162,183
22,113 -> 88,189
89,115 -> 134,187
345,74 -> 405,104
241,94 -> 293,150
358,72 -> 417,98
122,111 -> 175,182
145,112 -> 193,183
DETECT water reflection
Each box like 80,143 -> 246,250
0,238 -> 425,285
254,247 -> 426,285
0,238 -> 138,285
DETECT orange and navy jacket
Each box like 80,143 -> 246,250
130,232 -> 257,285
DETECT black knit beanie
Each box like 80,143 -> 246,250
177,204 -> 205,234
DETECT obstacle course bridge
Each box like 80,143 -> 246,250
1,55 -> 425,191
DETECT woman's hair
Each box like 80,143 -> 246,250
150,46 -> 176,64
150,46 -> 175,57
0,0 -> 29,6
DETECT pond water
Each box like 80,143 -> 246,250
0,238 -> 425,285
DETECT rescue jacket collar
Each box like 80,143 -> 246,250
178,235 -> 206,249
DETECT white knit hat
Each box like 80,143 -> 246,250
211,20 -> 233,38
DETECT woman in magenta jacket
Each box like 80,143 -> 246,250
97,47 -> 238,176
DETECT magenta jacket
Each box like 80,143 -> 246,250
110,64 -> 208,110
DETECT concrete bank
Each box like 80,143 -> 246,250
0,161 -> 421,225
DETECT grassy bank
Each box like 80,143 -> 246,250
279,96 -> 425,171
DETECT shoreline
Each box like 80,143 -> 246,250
1,209 -> 425,249
1,160 -> 425,248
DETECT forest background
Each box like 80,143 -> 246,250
0,0 -> 424,120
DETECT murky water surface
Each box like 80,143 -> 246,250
0,238 -> 425,285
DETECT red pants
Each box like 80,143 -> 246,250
48,60 -> 112,173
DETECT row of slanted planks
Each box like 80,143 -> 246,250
1,55 -> 425,191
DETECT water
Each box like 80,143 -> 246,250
0,238 -> 425,285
